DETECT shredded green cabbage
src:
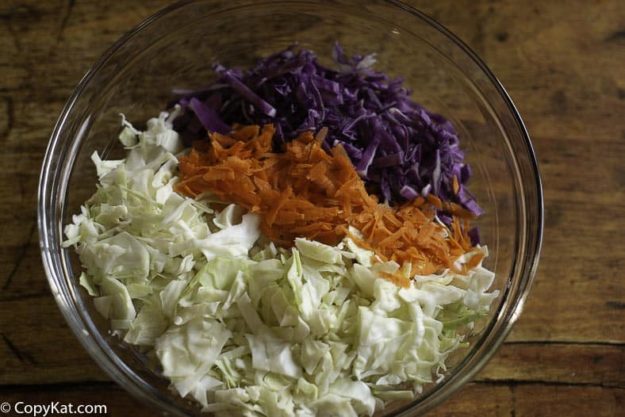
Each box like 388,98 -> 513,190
64,111 -> 498,417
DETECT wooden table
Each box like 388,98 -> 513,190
1,0 -> 624,416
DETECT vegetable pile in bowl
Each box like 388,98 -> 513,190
64,45 -> 498,417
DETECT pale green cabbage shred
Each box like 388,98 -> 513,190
64,111 -> 499,417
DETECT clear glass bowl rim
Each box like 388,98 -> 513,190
38,0 -> 544,416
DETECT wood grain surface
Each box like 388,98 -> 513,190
1,0 -> 624,416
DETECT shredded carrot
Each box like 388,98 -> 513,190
464,250 -> 485,271
176,125 -> 476,282
426,194 -> 443,210
452,175 -> 460,195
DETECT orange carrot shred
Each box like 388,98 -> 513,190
176,124 -> 477,283
452,175 -> 460,195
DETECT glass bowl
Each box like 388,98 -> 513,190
38,0 -> 543,416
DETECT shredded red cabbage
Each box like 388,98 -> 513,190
172,44 -> 482,220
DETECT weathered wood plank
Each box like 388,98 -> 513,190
414,0 -> 625,142
0,298 -> 105,385
480,342 -> 625,388
1,1 -> 625,415
0,382 -> 154,417
432,383 -> 625,417
0,382 -> 622,417
511,384 -> 625,417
